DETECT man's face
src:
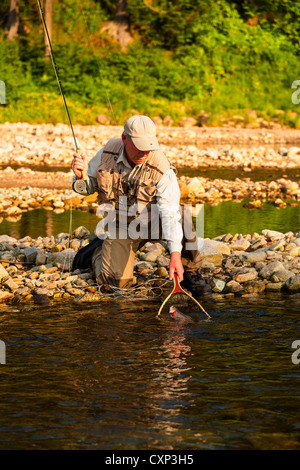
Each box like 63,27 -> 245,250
122,133 -> 150,167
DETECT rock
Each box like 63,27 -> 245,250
0,291 -> 14,302
288,247 -> 300,257
0,264 -> 9,283
5,206 -> 22,216
210,278 -> 226,293
23,246 -> 39,264
140,250 -> 162,263
47,249 -> 76,268
96,114 -> 110,125
243,280 -> 265,294
34,288 -> 53,296
186,178 -> 205,195
259,261 -> 285,279
262,229 -> 284,239
154,267 -> 168,277
240,251 -> 267,263
274,198 -> 286,208
142,242 -> 165,253
134,261 -> 156,270
285,274 -> 300,292
156,255 -> 170,267
72,226 -> 90,239
265,282 -> 283,291
250,238 -> 267,251
266,239 -> 286,251
179,117 -> 198,128
77,293 -> 102,302
35,252 -> 48,266
204,239 -> 231,255
232,267 -> 258,283
271,269 -> 295,283
229,239 -> 251,251
198,244 -> 223,267
243,200 -> 263,209
3,277 -> 18,291
0,235 -> 17,244
65,287 -> 85,296
225,280 -> 243,293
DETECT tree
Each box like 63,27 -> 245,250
5,0 -> 19,41
101,0 -> 133,50
44,0 -> 52,60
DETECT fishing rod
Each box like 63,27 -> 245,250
36,0 -> 90,194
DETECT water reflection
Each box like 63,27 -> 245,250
0,200 -> 299,240
0,298 -> 299,450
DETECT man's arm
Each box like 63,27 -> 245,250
156,169 -> 184,282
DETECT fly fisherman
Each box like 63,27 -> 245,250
71,115 -> 207,294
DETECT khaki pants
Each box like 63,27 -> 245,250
92,238 -> 143,288
92,210 -> 203,287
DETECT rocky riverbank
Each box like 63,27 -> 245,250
0,227 -> 299,305
0,167 -> 298,223
1,123 -> 300,170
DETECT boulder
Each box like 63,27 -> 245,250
240,251 -> 267,263
204,239 -> 231,255
224,280 -> 243,293
210,278 -> 226,293
271,269 -> 295,283
0,264 -> 9,283
140,250 -> 162,263
72,226 -> 90,239
232,267 -> 258,283
23,246 -> 39,264
243,280 -> 266,294
259,261 -> 285,279
229,239 -> 251,251
285,274 -> 300,292
198,244 -> 223,267
186,178 -> 205,195
47,249 -> 76,268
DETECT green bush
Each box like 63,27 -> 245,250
1,0 -> 300,125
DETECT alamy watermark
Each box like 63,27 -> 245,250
291,80 -> 300,105
0,81 -> 5,105
291,340 -> 300,365
94,198 -> 205,250
0,340 -> 5,364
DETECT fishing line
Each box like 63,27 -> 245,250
97,279 -> 172,301
37,0 -> 90,270
36,0 -> 79,152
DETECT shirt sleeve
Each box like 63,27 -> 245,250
156,169 -> 183,254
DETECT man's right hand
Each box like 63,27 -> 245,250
72,153 -> 88,179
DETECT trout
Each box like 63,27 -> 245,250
169,305 -> 195,323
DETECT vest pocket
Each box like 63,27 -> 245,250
136,182 -> 156,203
97,169 -> 113,201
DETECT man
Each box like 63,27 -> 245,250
72,115 -> 206,293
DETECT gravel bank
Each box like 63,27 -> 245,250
1,123 -> 300,170
0,228 -> 299,305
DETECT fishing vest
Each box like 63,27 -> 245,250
97,138 -> 174,219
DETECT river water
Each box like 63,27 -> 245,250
0,294 -> 300,450
0,199 -> 299,241
0,173 -> 300,450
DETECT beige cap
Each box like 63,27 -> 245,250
124,115 -> 159,151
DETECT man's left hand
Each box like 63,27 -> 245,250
169,251 -> 184,282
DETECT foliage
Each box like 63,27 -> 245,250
0,0 -> 300,125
